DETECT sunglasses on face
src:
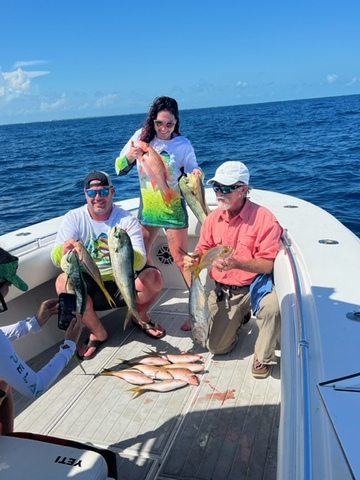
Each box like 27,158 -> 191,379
85,188 -> 110,198
154,120 -> 176,128
212,183 -> 244,195
0,292 -> 8,314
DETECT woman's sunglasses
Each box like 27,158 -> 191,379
154,120 -> 175,128
212,183 -> 244,195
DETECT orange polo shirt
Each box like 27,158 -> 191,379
196,199 -> 283,286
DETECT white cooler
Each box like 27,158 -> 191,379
0,435 -> 113,479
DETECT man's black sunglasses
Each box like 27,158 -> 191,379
212,183 -> 245,195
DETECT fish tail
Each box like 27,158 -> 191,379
128,386 -> 144,398
123,310 -> 132,331
163,187 -> 180,205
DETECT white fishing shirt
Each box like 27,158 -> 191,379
0,317 -> 75,398
51,204 -> 146,280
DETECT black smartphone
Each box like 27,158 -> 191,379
58,293 -> 77,330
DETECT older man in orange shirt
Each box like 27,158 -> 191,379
185,161 -> 282,378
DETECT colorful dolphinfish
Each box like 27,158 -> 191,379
189,273 -> 211,347
108,226 -> 142,330
74,240 -> 116,309
179,173 -> 210,225
60,250 -> 87,315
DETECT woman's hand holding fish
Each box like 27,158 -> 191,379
34,298 -> 60,327
191,168 -> 203,177
126,141 -> 144,164
65,312 -> 83,344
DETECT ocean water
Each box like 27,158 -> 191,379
1,94 -> 359,237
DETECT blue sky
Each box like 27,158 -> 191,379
1,0 -> 360,125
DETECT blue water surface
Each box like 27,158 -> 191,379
1,94 -> 359,237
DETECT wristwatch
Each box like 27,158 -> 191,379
60,343 -> 71,350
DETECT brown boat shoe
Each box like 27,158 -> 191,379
252,356 -> 271,379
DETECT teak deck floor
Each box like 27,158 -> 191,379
14,287 -> 280,480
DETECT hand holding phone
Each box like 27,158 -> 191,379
58,293 -> 77,330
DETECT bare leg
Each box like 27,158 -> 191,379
132,267 -> 165,336
141,225 -> 160,265
55,273 -> 107,358
166,228 -> 192,331
0,380 -> 14,435
166,228 -> 191,288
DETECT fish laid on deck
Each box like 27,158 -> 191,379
162,362 -> 206,373
189,273 -> 211,347
118,355 -> 172,366
187,245 -> 234,280
138,140 -> 180,205
129,364 -> 174,380
108,226 -> 142,329
144,349 -> 203,364
60,250 -> 87,314
128,379 -> 188,398
179,172 -> 210,225
99,369 -> 154,385
163,368 -> 200,386
74,240 -> 116,309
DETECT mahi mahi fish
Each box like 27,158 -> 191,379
61,250 -> 87,314
187,245 -> 234,280
138,140 -> 180,205
189,273 -> 211,347
179,173 -> 210,225
74,240 -> 116,309
108,226 -> 142,330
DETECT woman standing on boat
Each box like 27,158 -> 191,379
115,96 -> 203,330
0,248 -> 82,435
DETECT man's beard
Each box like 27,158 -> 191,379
216,197 -> 231,210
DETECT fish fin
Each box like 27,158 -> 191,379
127,386 -> 144,398
163,187 -> 180,205
124,309 -> 141,331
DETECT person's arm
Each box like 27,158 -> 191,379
120,214 -> 147,271
51,210 -> 81,267
115,130 -> 142,176
0,314 -> 82,399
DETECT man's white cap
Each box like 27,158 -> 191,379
207,161 -> 250,186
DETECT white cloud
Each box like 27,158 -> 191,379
0,68 -> 49,99
236,80 -> 248,88
326,74 -> 338,84
40,93 -> 66,112
346,77 -> 358,86
95,93 -> 119,108
13,60 -> 47,69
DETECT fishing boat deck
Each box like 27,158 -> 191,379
13,286 -> 280,480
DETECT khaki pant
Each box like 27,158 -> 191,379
207,283 -> 280,364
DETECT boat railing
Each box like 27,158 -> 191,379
281,229 -> 312,480
9,232 -> 58,257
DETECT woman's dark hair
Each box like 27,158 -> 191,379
140,96 -> 181,142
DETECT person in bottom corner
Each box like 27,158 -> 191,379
115,96 -> 203,331
0,248 -> 82,435
184,161 -> 282,379
51,170 -> 165,361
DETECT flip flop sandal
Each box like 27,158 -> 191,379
131,319 -> 166,339
76,337 -> 106,360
